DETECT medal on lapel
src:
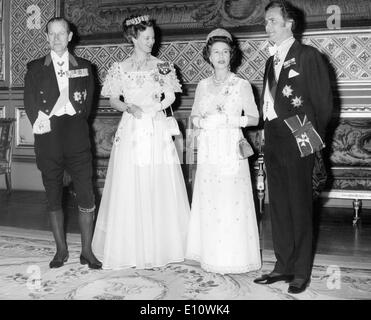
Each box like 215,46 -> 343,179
273,54 -> 280,66
57,61 -> 65,77
65,68 -> 89,78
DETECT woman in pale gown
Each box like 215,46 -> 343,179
92,15 -> 190,270
186,28 -> 261,274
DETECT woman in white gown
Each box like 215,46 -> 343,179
186,28 -> 261,274
92,15 -> 190,270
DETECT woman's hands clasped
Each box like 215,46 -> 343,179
126,103 -> 143,119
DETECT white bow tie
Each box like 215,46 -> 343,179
268,45 -> 278,57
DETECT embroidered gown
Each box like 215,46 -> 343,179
92,61 -> 190,270
185,74 -> 261,274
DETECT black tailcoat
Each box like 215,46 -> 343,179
24,53 -> 95,211
261,40 -> 333,279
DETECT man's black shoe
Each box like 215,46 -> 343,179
288,279 -> 309,294
254,273 -> 294,285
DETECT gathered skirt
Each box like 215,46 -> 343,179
92,112 -> 190,270
186,128 -> 261,274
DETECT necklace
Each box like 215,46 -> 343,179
212,72 -> 231,86
130,54 -> 151,71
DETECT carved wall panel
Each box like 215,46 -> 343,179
62,0 -> 371,41
71,31 -> 371,86
9,0 -> 371,87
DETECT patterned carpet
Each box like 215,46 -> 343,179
0,226 -> 370,300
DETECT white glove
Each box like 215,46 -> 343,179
32,111 -> 51,135
227,116 -> 248,128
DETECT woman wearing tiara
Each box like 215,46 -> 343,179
92,15 -> 190,270
185,28 -> 261,274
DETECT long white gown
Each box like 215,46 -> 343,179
186,74 -> 262,274
92,61 -> 190,270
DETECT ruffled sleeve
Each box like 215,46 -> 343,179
157,61 -> 182,93
101,62 -> 123,97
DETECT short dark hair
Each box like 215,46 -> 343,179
265,0 -> 297,32
122,15 -> 155,44
45,17 -> 71,34
202,36 -> 238,71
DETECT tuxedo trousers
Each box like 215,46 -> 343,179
264,118 -> 314,280
34,114 -> 95,212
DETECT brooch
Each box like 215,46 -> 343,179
157,62 -> 171,75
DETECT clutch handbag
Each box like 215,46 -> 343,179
238,137 -> 254,159
164,105 -> 180,136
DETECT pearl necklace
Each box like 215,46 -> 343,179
212,72 -> 231,86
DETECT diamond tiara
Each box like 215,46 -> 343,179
125,15 -> 150,26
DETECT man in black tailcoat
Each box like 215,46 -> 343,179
254,1 -> 333,293
24,17 -> 101,269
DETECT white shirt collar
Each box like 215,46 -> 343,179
268,36 -> 295,57
51,50 -> 69,64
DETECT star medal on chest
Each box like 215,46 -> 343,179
282,85 -> 293,98
57,61 -> 65,77
291,96 -> 303,108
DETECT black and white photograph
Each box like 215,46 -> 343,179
0,0 -> 370,308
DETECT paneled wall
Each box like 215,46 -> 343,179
0,0 -> 370,209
